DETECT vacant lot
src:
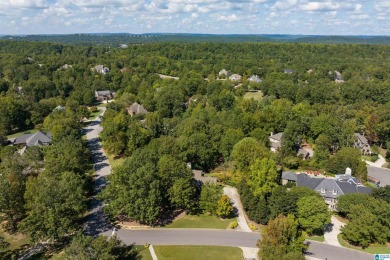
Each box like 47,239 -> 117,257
165,213 -> 234,229
153,245 -> 243,260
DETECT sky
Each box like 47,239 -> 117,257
0,0 -> 389,35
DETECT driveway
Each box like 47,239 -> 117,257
365,155 -> 386,168
324,216 -> 345,247
83,107 -> 112,236
109,228 -> 372,260
223,186 -> 251,232
367,165 -> 390,187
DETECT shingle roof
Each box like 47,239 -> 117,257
270,132 -> 283,141
14,131 -> 52,146
354,133 -> 368,144
296,174 -> 323,189
96,90 -> 111,96
128,102 -> 148,115
282,171 -> 297,181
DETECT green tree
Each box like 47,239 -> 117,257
199,183 -> 221,215
219,128 -> 244,161
231,137 -> 269,173
297,196 -> 331,235
19,171 -> 87,242
0,236 -> 9,250
0,155 -> 26,231
372,186 -> 390,204
258,214 -> 307,260
216,195 -> 233,219
169,178 -> 197,212
64,233 -> 137,259
326,147 -> 367,181
336,193 -> 373,216
248,158 -> 279,197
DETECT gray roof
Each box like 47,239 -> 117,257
270,132 -> 283,141
354,133 -> 368,144
282,171 -> 297,181
95,90 -> 111,96
128,102 -> 149,115
284,69 -> 294,74
334,71 -> 343,81
14,131 -> 52,146
297,174 -> 372,199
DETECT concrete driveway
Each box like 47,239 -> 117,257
223,186 -> 251,232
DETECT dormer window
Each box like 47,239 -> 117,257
321,188 -> 325,193
333,190 -> 338,195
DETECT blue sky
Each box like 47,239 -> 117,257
0,0 -> 389,35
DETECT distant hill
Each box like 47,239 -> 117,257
1,33 -> 390,46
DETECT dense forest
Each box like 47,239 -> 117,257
1,40 -> 390,258
3,33 -> 390,46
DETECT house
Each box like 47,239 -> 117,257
248,75 -> 262,83
14,131 -> 52,147
282,169 -> 372,210
269,132 -> 283,152
127,102 -> 149,117
62,64 -> 72,70
92,65 -> 110,74
95,90 -> 113,102
334,70 -> 344,83
54,105 -> 65,111
269,132 -> 313,159
281,171 -> 298,185
354,133 -> 371,155
219,69 -> 228,77
284,69 -> 294,74
229,74 -> 242,81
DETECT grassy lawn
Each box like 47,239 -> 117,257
97,102 -> 108,107
6,129 -> 39,139
88,109 -> 103,120
0,229 -> 29,252
362,155 -> 379,163
106,152 -> 126,170
243,91 -> 263,101
371,145 -> 387,158
338,234 -> 390,254
153,246 -> 243,260
135,245 -> 153,260
165,213 -> 234,229
307,235 -> 325,242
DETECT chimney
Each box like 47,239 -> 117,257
345,167 -> 352,176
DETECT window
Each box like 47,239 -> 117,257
321,188 -> 325,193
333,190 -> 338,195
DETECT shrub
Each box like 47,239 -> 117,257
249,223 -> 258,231
229,220 -> 238,229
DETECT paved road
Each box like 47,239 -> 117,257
83,107 -> 112,236
108,229 -> 373,260
367,165 -> 390,187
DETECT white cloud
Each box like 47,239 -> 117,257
0,0 -> 48,9
300,2 -> 340,12
214,14 -> 239,22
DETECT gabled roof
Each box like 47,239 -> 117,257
95,90 -> 111,96
229,74 -> 242,80
269,132 -> 283,141
296,174 -> 323,190
282,171 -> 297,181
14,131 -> 52,146
354,133 -> 368,144
128,102 -> 149,115
284,69 -> 294,74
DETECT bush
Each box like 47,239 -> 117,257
229,220 -> 238,229
89,106 -> 98,112
249,223 -> 258,231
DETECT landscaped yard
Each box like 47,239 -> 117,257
362,154 -> 379,163
243,91 -> 263,101
153,245 -> 243,260
165,213 -> 234,229
88,109 -> 103,120
307,235 -> 325,242
338,234 -> 390,254
6,129 -> 39,139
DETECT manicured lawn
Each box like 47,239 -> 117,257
362,155 -> 378,163
135,245 -> 153,260
165,213 -> 234,229
243,91 -> 263,101
88,109 -> 103,120
0,229 -> 29,252
97,103 -> 108,107
338,234 -> 390,254
6,129 -> 39,139
153,245 -> 243,260
307,235 -> 325,242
